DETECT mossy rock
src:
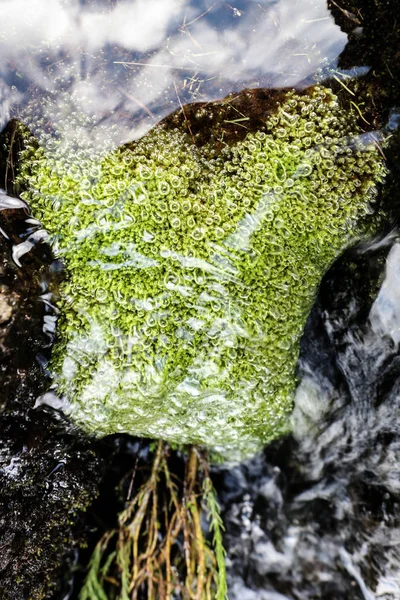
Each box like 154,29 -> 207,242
16,85 -> 386,458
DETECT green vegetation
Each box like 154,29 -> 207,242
18,85 -> 386,458
80,442 -> 227,600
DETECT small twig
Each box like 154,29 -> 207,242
333,74 -> 355,96
223,117 -> 250,124
118,88 -> 155,119
179,2 -> 218,29
329,0 -> 361,24
114,61 -> 196,71
127,440 -> 143,501
372,137 -> 388,161
5,124 -> 16,192
350,101 -> 370,126
173,81 -> 194,141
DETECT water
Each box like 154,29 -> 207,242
218,238 -> 400,599
0,0 -> 346,144
0,0 -> 400,598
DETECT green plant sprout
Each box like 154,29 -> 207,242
79,442 -> 228,600
18,85 -> 386,459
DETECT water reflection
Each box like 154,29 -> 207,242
0,0 -> 346,144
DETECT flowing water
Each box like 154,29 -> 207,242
218,237 -> 400,599
0,0 -> 400,598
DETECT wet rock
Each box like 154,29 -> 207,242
0,409 -> 103,600
0,190 -> 104,599
0,191 -> 54,412
328,0 -> 400,129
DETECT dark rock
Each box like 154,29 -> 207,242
0,191 -> 104,600
0,409 -> 102,600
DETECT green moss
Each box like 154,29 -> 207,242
18,86 -> 386,458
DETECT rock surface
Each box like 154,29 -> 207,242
0,192 -> 104,600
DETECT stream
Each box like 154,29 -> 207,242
0,0 -> 400,599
